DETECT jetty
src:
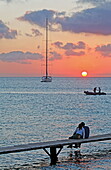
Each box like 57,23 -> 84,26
0,133 -> 111,165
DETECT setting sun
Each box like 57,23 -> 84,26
81,71 -> 88,77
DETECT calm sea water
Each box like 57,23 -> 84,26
0,77 -> 111,170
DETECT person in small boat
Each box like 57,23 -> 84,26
93,87 -> 97,93
98,87 -> 101,93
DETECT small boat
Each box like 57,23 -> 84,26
84,91 -> 106,95
41,18 -> 52,82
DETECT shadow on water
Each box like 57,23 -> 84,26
57,149 -> 111,170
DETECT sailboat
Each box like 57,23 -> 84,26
41,18 -> 52,82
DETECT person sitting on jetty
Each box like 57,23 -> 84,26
69,123 -> 85,139
81,122 -> 90,139
68,122 -> 90,148
68,123 -> 85,148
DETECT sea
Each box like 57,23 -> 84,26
0,77 -> 111,170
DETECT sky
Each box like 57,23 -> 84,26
0,0 -> 111,77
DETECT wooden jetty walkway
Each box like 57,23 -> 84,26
0,133 -> 111,165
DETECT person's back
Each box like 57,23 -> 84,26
81,122 -> 90,138
84,126 -> 90,138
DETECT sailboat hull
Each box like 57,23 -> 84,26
41,76 -> 52,82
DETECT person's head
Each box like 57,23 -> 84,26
81,122 -> 85,127
78,123 -> 83,129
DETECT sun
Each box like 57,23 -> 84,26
81,71 -> 88,77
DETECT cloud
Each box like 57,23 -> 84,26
25,29 -> 42,37
0,51 -> 44,64
77,0 -> 108,6
65,50 -> 85,56
18,9 -> 65,31
95,44 -> 111,57
53,41 -> 85,50
49,51 -> 62,61
0,0 -> 12,2
0,20 -> 17,39
25,33 -> 32,37
57,4 -> 111,35
53,41 -> 85,56
18,4 -> 111,35
53,41 -> 63,48
32,29 -> 42,37
0,0 -> 27,3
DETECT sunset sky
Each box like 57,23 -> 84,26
0,0 -> 111,77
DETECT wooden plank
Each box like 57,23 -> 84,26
0,133 -> 111,154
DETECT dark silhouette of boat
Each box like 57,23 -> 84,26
84,91 -> 106,95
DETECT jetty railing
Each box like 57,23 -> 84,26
0,133 -> 111,165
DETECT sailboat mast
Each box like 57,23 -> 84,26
46,18 -> 48,78
41,18 -> 52,82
